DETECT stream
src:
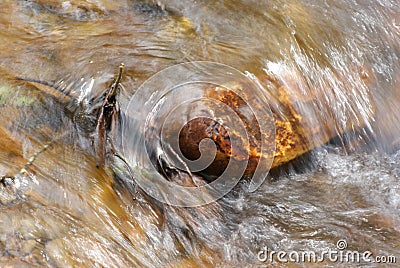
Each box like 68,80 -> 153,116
0,0 -> 399,267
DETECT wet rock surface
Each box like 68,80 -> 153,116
0,0 -> 399,267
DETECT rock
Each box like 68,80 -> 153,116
176,68 -> 374,180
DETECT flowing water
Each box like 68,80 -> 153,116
0,0 -> 399,267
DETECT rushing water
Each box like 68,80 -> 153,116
0,0 -> 399,267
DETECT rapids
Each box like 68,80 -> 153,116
0,0 -> 399,267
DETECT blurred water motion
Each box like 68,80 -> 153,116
0,0 -> 399,267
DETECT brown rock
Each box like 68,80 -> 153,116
176,69 -> 374,180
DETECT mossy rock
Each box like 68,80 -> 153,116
0,84 -> 37,108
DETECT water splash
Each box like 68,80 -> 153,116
0,0 -> 398,266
